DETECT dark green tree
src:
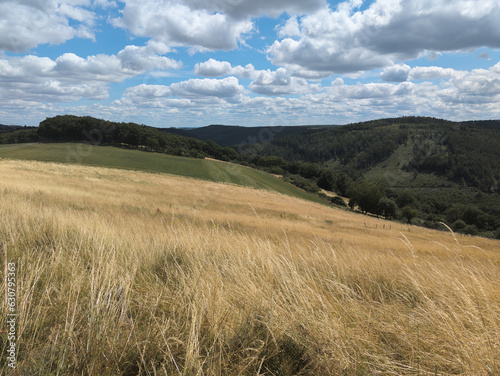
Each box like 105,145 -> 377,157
402,206 -> 418,224
378,198 -> 398,219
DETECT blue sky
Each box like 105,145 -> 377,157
1,0 -> 500,127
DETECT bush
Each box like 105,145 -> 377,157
452,220 -> 467,232
378,198 -> 398,219
268,166 -> 284,175
423,220 -> 440,229
396,191 -> 417,209
347,181 -> 383,215
463,225 -> 478,236
284,174 -> 319,193
402,206 -> 418,224
330,196 -> 347,207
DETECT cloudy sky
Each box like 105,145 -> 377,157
1,0 -> 500,127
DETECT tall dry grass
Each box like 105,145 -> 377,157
1,159 -> 499,375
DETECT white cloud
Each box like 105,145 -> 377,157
0,44 -> 182,102
170,77 -> 244,98
116,42 -> 182,72
194,59 -> 319,95
409,66 -> 464,81
276,16 -> 300,38
112,0 -> 328,52
443,62 -> 500,104
268,0 -> 500,75
380,64 -> 411,82
113,0 -> 253,51
248,67 -> 321,95
123,77 -> 245,104
57,3 -> 95,23
194,59 -> 256,79
92,0 -> 118,8
23,60 -> 499,128
0,0 -> 96,52
194,59 -> 233,77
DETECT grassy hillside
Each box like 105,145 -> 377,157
249,117 -> 500,237
2,115 -> 500,237
0,143 -> 322,203
1,159 -> 499,375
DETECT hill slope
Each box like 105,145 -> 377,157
248,117 -> 500,237
0,143 -> 322,203
1,159 -> 499,375
2,115 -> 500,237
259,117 -> 500,191
186,124 -> 336,147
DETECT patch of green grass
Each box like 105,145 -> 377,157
0,143 -> 323,203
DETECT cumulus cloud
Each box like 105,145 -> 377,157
444,62 -> 500,104
276,16 -> 301,38
194,59 -> 234,77
112,0 -> 328,51
93,0 -> 118,8
268,0 -> 500,75
0,43 -> 182,102
248,67 -> 321,95
0,0 -> 96,52
112,0 -> 253,51
408,66 -> 464,81
380,64 -> 411,82
170,77 -> 244,98
194,59 -> 319,95
73,60 -> 500,128
194,59 -> 256,78
123,77 -> 244,102
160,0 -> 326,19
380,64 -> 467,82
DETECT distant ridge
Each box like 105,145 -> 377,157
185,124 -> 338,147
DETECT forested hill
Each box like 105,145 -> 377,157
256,117 -> 500,192
32,115 -> 241,161
186,124 -> 336,147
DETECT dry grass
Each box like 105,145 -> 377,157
1,159 -> 499,375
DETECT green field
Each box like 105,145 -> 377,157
0,143 -> 323,203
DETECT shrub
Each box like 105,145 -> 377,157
330,196 -> 347,207
463,225 -> 478,236
402,206 -> 418,224
378,198 -> 398,219
452,220 -> 467,232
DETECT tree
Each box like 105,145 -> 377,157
317,170 -> 335,191
145,137 -> 160,151
396,191 -> 417,209
378,198 -> 398,219
348,181 -> 383,215
330,196 -> 347,207
298,162 -> 322,179
402,206 -> 418,224
452,219 -> 466,232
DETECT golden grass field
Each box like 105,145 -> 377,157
1,159 -> 499,375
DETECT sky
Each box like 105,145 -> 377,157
1,0 -> 500,128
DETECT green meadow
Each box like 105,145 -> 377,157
0,143 -> 322,203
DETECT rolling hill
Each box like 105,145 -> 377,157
2,114 -> 500,238
185,124 -> 337,147
1,159 -> 499,375
249,117 -> 500,238
0,143 -> 323,203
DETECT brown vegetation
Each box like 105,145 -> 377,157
1,159 -> 499,375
